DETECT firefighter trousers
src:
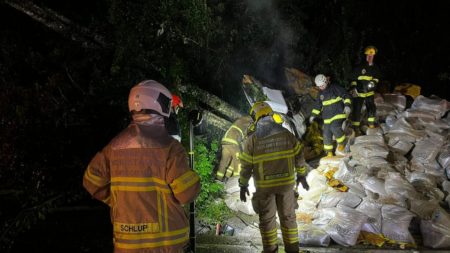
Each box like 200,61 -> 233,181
322,119 -> 345,152
216,144 -> 240,181
351,96 -> 376,127
251,189 -> 299,253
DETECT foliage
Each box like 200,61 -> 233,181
192,136 -> 232,223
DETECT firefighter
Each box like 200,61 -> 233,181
215,115 -> 253,182
349,45 -> 382,133
239,101 -> 309,253
83,80 -> 201,253
309,74 -> 351,157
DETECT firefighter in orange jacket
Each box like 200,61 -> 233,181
215,115 -> 253,181
239,102 -> 309,253
83,80 -> 201,253
310,74 -> 352,157
349,45 -> 382,132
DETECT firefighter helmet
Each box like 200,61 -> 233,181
250,101 -> 273,122
314,74 -> 327,87
128,80 -> 172,117
364,45 -> 377,56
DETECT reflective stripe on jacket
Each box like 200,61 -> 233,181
350,63 -> 381,96
221,116 -> 252,146
239,117 -> 305,193
311,83 -> 351,124
83,117 -> 200,252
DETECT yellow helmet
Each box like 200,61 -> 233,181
364,45 -> 377,56
250,101 -> 273,122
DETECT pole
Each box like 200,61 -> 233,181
188,119 -> 196,253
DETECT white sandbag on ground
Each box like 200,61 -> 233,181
438,148 -> 450,169
360,176 -> 387,196
442,180 -> 450,195
387,135 -> 414,155
336,192 -> 362,208
351,143 -> 389,159
323,206 -> 368,247
405,171 -> 437,189
385,172 -> 421,201
388,117 -> 427,140
356,198 -> 382,234
381,204 -> 416,245
411,95 -> 449,119
318,191 -> 345,208
353,135 -> 385,145
298,224 -> 331,246
409,198 -> 439,219
420,207 -> 450,248
412,139 -> 441,163
383,93 -> 407,112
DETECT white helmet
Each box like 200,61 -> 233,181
128,80 -> 172,117
314,74 -> 327,87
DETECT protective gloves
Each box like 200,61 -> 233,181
344,106 -> 351,117
240,186 -> 250,202
297,176 -> 310,191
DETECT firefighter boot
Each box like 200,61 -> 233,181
335,144 -> 346,156
368,124 -> 375,129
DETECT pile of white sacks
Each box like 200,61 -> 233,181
296,94 -> 450,249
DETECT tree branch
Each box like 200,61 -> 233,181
4,0 -> 110,49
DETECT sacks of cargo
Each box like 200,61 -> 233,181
410,95 -> 449,119
322,206 -> 368,246
298,224 -> 330,246
420,207 -> 450,248
381,205 -> 416,245
356,198 -> 382,234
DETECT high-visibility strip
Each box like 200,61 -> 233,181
344,98 -> 351,104
357,91 -> 374,97
84,167 -> 109,187
296,166 -> 306,176
255,178 -> 295,188
241,143 -> 302,164
170,170 -> 199,194
111,179 -> 171,192
281,227 -> 298,234
351,81 -> 357,86
322,96 -> 342,106
373,78 -> 379,83
157,191 -> 163,232
351,121 -> 360,126
261,228 -> 278,246
324,144 -> 333,151
115,228 -> 189,249
368,117 -> 376,122
221,137 -> 239,145
216,171 -> 224,179
112,176 -> 166,185
115,227 -> 189,239
225,167 -> 234,177
114,222 -> 160,234
162,192 -> 169,232
358,75 -> 374,81
312,109 -> 321,115
323,114 -> 346,124
111,185 -> 170,193
336,135 -> 346,143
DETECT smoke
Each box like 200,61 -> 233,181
243,0 -> 298,90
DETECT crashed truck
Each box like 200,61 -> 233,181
220,68 -> 450,250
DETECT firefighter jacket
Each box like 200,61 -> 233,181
311,83 -> 351,124
83,114 -> 201,253
350,63 -> 382,97
239,116 -> 306,194
221,116 -> 253,147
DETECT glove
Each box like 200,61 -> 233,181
297,176 -> 309,191
240,187 -> 250,202
344,106 -> 351,117
309,116 -> 315,124
350,88 -> 358,97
